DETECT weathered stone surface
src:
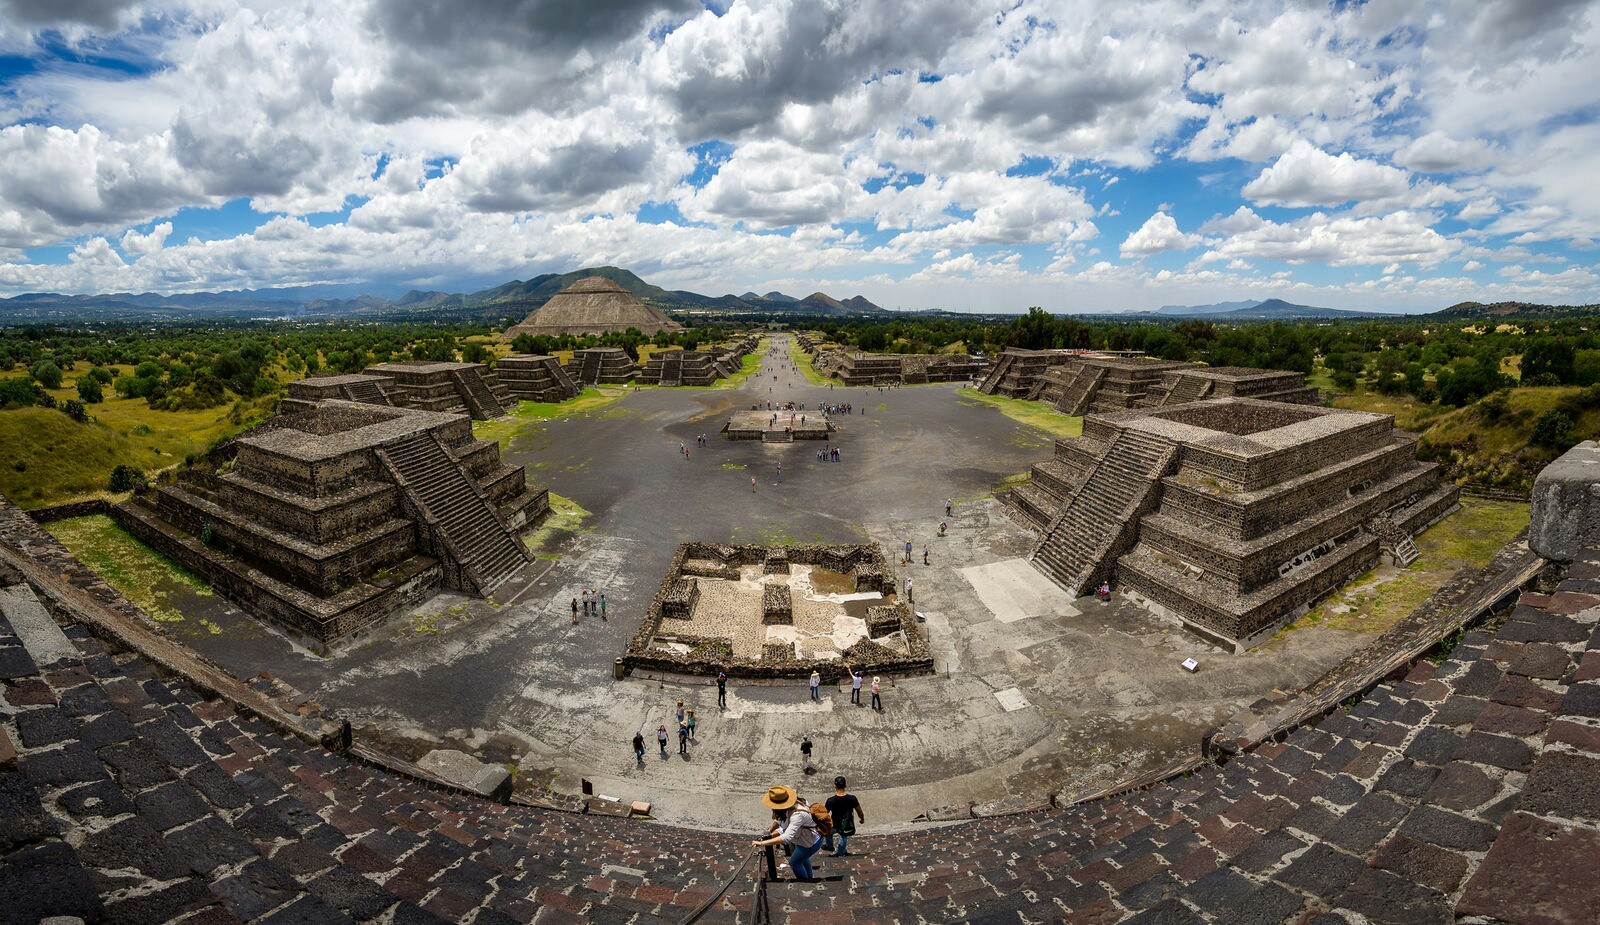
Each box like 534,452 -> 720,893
1529,441 -> 1600,560
416,749 -> 513,803
1458,812 -> 1600,924
1518,750 -> 1600,822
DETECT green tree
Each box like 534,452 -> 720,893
76,376 -> 104,404
1521,339 -> 1576,385
30,359 -> 62,389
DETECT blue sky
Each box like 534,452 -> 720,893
0,0 -> 1596,313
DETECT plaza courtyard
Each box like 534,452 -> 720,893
44,336 -> 1515,831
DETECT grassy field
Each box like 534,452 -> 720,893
473,387 -> 629,447
521,493 -> 592,559
788,339 -> 837,386
2,363 -> 278,509
1271,498 -> 1529,643
44,514 -> 216,631
956,388 -> 1084,439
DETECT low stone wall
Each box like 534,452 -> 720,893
25,499 -> 112,522
622,542 -> 935,679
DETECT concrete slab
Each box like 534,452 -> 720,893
994,687 -> 1031,712
0,584 -> 79,667
958,557 -> 1080,623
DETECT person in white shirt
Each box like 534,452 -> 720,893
752,786 -> 822,881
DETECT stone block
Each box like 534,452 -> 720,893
1529,441 -> 1600,560
416,749 -> 512,803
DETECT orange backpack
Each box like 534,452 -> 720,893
807,802 -> 833,838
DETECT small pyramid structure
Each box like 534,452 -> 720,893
501,276 -> 683,339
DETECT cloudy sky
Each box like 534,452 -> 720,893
0,0 -> 1596,313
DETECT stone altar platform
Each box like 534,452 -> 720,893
722,409 -> 836,441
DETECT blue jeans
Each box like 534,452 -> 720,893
810,684 -> 819,701
831,831 -> 851,855
788,839 -> 822,879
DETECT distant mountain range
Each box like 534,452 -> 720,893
4,273 -> 1599,325
1137,298 -> 1384,319
1431,300 -> 1600,320
0,266 -> 888,323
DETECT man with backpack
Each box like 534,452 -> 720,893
824,777 -> 864,857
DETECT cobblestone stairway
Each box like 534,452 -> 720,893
4,509 -> 1599,923
1032,429 -> 1175,596
452,368 -> 504,419
381,433 -> 527,594
340,379 -> 391,406
1054,365 -> 1106,415
1162,374 -> 1212,407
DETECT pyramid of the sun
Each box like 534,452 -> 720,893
501,277 -> 683,339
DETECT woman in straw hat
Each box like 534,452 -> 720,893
752,785 -> 822,881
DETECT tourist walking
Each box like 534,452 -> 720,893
571,598 -> 579,624
751,476 -> 757,492
904,541 -> 913,564
905,577 -> 914,606
809,670 -> 821,701
946,498 -> 954,517
633,731 -> 645,764
777,461 -> 783,483
676,700 -> 686,727
871,677 -> 882,711
922,545 -> 929,565
657,724 -> 668,756
687,709 -> 697,740
717,670 -> 728,709
599,593 -> 607,620
678,721 -> 689,755
825,777 -> 864,857
753,786 -> 822,882
850,667 -> 863,705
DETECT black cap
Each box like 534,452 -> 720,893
834,776 -> 847,788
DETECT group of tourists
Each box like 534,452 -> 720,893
634,698 -> 700,762
815,445 -> 844,462
570,589 -> 605,624
808,666 -> 883,711
753,779 -> 866,881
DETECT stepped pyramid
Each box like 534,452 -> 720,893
501,276 -> 683,338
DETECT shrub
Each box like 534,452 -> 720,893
0,376 -> 40,408
1531,410 -> 1577,449
60,399 -> 88,423
108,464 -> 147,492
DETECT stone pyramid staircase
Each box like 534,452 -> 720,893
1054,365 -> 1106,415
977,352 -> 1014,394
378,433 -> 528,595
341,378 -> 391,406
1162,374 -> 1212,406
450,367 -> 504,419
1032,429 -> 1176,595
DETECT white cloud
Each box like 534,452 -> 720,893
121,221 -> 172,255
1120,211 -> 1201,258
1198,210 -> 1458,268
1394,131 -> 1498,173
1242,140 -> 1412,208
